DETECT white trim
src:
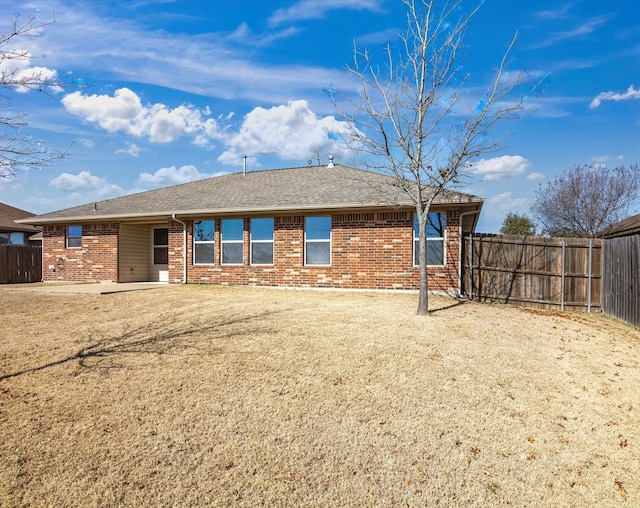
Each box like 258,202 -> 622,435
304,216 -> 332,266
66,225 -> 82,249
221,218 -> 244,265
250,218 -> 274,265
413,212 -> 446,267
192,219 -> 215,266
151,225 -> 169,282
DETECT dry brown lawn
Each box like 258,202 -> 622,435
0,284 -> 638,507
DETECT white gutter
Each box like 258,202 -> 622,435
458,209 -> 481,298
171,214 -> 187,284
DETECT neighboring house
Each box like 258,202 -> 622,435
0,202 -> 42,245
598,213 -> 640,239
18,164 -> 483,292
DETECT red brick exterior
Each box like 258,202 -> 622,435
41,210 -> 463,291
42,223 -> 119,282
175,210 -> 461,292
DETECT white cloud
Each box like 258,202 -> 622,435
218,100 -> 352,167
0,50 -> 59,93
535,3 -> 575,20
61,88 -> 225,144
487,192 -> 529,213
531,15 -> 613,49
49,171 -> 123,197
116,142 -> 144,157
590,85 -> 640,109
61,89 -> 355,167
136,165 -> 224,188
23,4 -> 351,106
591,154 -> 625,164
269,0 -> 383,26
471,155 -> 531,181
526,172 -> 544,180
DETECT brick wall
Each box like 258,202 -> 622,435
42,223 -> 119,282
41,211 -> 464,291
183,210 -> 462,291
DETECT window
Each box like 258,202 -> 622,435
153,228 -> 169,264
67,225 -> 82,248
414,212 -> 445,266
193,220 -> 215,264
10,232 -> 25,245
305,216 -> 331,265
221,219 -> 244,264
1,232 -> 26,245
250,218 -> 274,265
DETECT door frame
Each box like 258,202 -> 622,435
150,225 -> 169,282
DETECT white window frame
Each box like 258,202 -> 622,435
193,220 -> 215,265
413,212 -> 446,266
152,227 -> 169,265
221,218 -> 244,265
66,225 -> 82,249
250,218 -> 274,265
304,216 -> 331,266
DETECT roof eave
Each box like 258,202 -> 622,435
18,197 -> 484,225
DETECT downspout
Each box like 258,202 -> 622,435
171,214 -> 187,284
458,209 -> 480,298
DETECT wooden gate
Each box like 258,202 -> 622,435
0,245 -> 42,283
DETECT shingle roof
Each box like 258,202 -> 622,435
19,165 -> 483,225
0,202 -> 41,232
598,213 -> 640,239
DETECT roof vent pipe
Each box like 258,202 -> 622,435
327,155 -> 334,168
243,155 -> 247,175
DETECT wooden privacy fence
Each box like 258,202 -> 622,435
0,245 -> 42,284
461,235 -> 601,311
601,235 -> 640,327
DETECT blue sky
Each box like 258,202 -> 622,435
1,0 -> 639,233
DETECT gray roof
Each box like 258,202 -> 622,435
0,202 -> 41,233
18,165 -> 483,225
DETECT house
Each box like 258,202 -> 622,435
17,164 -> 483,292
597,213 -> 640,239
0,202 -> 42,245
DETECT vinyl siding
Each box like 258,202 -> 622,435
119,224 -> 150,282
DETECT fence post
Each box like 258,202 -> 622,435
469,234 -> 473,300
587,239 -> 593,313
561,240 -> 566,311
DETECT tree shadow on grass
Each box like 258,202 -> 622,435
429,297 -> 469,315
0,309 -> 281,382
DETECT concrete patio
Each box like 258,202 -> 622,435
0,282 -> 169,294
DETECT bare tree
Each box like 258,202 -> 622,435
335,0 -> 533,314
1,13 -> 64,178
531,164 -> 640,238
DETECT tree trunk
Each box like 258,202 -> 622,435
416,212 -> 430,315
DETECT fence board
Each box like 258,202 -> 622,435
602,235 -> 639,327
462,235 -> 601,311
0,245 -> 42,284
